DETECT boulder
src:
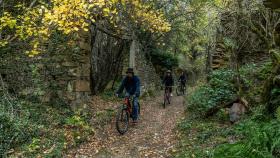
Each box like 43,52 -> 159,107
229,103 -> 246,123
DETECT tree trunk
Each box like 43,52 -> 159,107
90,23 -> 126,95
232,0 -> 243,99
262,49 -> 280,114
206,44 -> 212,82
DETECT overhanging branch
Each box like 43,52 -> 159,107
91,22 -> 132,41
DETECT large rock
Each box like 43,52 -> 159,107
229,103 -> 246,123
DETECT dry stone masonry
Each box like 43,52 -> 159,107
1,33 -> 160,108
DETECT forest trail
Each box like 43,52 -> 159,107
65,94 -> 185,158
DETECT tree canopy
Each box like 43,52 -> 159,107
0,0 -> 171,56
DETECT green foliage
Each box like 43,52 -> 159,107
0,93 -> 34,156
177,106 -> 280,158
100,80 -> 122,101
95,109 -> 115,127
187,63 -> 274,115
0,91 -> 93,157
258,62 -> 273,80
28,138 -> 41,153
149,48 -> 179,70
64,114 -> 94,145
276,106 -> 280,121
176,116 -> 234,158
270,87 -> 280,116
223,37 -> 237,49
101,89 -> 116,101
187,69 -> 236,114
214,119 -> 280,158
176,62 -> 280,157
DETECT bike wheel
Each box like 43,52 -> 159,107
167,92 -> 171,104
138,103 -> 140,115
176,86 -> 180,96
180,85 -> 184,95
116,105 -> 129,135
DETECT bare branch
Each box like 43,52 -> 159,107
29,0 -> 37,8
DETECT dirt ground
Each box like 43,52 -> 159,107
65,94 -> 185,158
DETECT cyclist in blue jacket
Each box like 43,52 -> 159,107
116,68 -> 141,123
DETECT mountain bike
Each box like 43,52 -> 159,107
176,81 -> 186,96
116,96 -> 140,135
163,86 -> 172,108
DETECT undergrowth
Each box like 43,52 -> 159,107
187,69 -> 236,115
176,61 -> 280,158
0,91 -> 93,157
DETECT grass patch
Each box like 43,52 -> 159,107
175,115 -> 235,158
94,108 -> 116,127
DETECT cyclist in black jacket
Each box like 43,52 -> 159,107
162,70 -> 174,96
178,72 -> 187,88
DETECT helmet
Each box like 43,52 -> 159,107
166,70 -> 171,73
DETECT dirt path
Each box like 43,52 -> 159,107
65,95 -> 185,158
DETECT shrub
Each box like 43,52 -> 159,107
149,48 -> 179,70
0,93 -> 35,156
187,69 -> 236,115
0,90 -> 93,157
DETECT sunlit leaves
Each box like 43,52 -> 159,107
0,0 -> 171,57
0,12 -> 17,47
126,0 -> 171,33
0,12 -> 17,30
44,0 -> 92,34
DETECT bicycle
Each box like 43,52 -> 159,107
116,95 -> 140,135
163,86 -> 172,108
176,81 -> 186,96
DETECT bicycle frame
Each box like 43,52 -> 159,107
165,88 -> 170,96
124,97 -> 132,114
177,81 -> 185,95
165,86 -> 172,94
164,86 -> 172,106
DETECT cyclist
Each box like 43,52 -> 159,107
178,72 -> 187,90
162,70 -> 174,96
116,68 -> 140,124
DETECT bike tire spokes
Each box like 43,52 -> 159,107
120,110 -> 126,121
167,92 -> 171,104
116,106 -> 129,135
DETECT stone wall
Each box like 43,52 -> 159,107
0,32 -> 92,108
45,33 -> 92,107
0,33 -> 160,107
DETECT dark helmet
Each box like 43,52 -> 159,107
126,68 -> 134,74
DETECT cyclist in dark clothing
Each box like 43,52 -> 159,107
116,68 -> 140,123
162,70 -> 174,96
178,72 -> 187,88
